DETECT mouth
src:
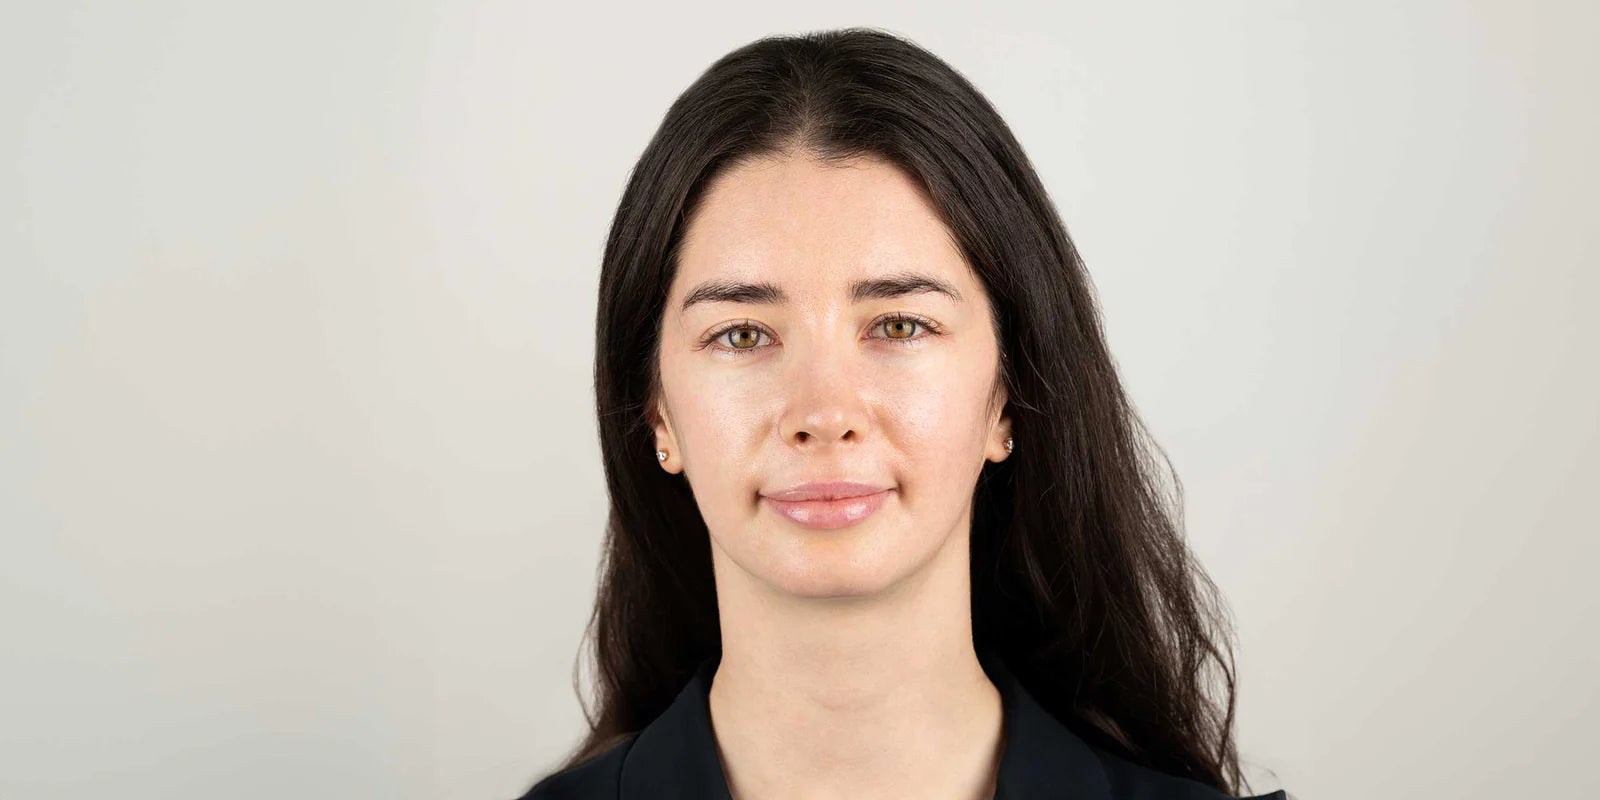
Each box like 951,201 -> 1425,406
760,488 -> 893,530
761,480 -> 894,502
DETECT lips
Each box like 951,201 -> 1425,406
762,481 -> 892,502
760,481 -> 894,530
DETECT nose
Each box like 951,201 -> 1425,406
777,342 -> 871,450
784,406 -> 865,448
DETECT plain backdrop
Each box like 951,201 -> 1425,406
2,1 -> 1596,798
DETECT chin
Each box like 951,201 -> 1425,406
710,513 -> 932,599
765,568 -> 894,600
758,538 -> 910,599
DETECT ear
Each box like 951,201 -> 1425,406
987,378 -> 1012,463
988,412 -> 1014,463
650,396 -> 683,474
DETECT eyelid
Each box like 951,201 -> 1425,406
698,312 -> 943,355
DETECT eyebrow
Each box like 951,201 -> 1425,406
679,271 -> 964,313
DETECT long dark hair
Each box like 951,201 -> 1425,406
543,26 -> 1252,795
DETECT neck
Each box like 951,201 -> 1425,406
705,516 -> 1005,800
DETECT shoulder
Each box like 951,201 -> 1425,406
1091,744 -> 1289,800
512,735 -> 637,800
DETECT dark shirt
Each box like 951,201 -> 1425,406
519,649 -> 1288,799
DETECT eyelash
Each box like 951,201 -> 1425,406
696,313 -> 945,356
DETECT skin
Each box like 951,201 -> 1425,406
649,151 -> 1014,800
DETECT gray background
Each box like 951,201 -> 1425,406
2,1 -> 1595,798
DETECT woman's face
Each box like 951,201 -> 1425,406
652,153 -> 1012,599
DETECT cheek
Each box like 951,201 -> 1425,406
664,365 -> 770,503
884,375 -> 988,488
677,369 -> 770,445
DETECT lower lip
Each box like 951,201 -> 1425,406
761,489 -> 892,530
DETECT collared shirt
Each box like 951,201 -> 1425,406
520,649 -> 1288,799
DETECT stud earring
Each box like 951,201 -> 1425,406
1004,436 -> 1014,454
656,449 -> 667,461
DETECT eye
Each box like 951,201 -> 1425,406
698,319 -> 774,355
697,313 -> 945,357
870,312 -> 943,345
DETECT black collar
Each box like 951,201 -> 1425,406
616,648 -> 1112,800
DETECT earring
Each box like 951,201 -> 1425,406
1004,436 -> 1013,454
656,449 -> 667,461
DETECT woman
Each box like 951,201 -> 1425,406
520,27 -> 1287,800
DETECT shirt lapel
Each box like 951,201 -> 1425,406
618,655 -> 733,799
981,648 -> 1113,800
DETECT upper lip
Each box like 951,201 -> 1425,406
762,481 -> 894,502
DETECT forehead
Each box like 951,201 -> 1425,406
673,154 -> 971,296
